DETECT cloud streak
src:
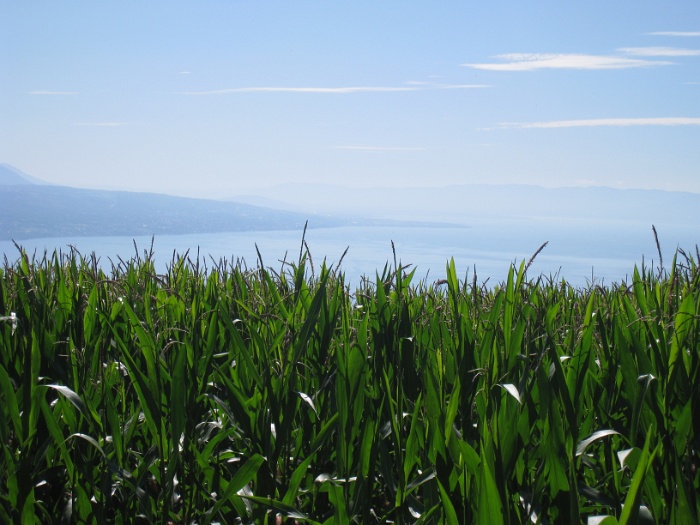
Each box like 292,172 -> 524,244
30,90 -> 79,95
179,86 -> 418,95
619,46 -> 700,57
74,122 -> 127,127
333,146 -> 425,151
648,31 -> 700,37
176,83 -> 488,95
463,53 -> 671,71
497,117 -> 700,129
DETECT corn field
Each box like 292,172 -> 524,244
0,240 -> 698,524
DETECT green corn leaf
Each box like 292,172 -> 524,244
112,332 -> 162,452
498,383 -> 522,405
207,453 -> 265,520
283,453 -> 316,506
39,397 -> 74,477
407,468 -> 436,493
458,439 -> 481,477
444,377 -> 462,445
170,345 -> 187,451
617,448 -> 641,472
405,392 -> 423,481
477,448 -> 504,525
66,432 -> 106,458
619,429 -> 657,525
43,384 -> 88,419
297,390 -> 318,418
576,429 -> 620,456
327,482 -> 350,525
670,461 -> 696,525
438,478 -> 459,525
588,516 -> 619,525
668,293 -> 695,386
0,362 -> 22,443
21,489 -> 37,525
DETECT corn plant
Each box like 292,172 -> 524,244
1,242 -> 698,524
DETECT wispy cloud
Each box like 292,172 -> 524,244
74,122 -> 127,127
463,53 -> 671,71
619,46 -> 700,56
176,83 -> 488,95
437,83 -> 490,90
648,31 -> 700,37
404,80 -> 490,89
333,146 -> 425,151
30,90 -> 79,95
496,117 -> 700,129
178,86 -> 419,95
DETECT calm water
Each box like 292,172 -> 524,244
2,217 -> 698,288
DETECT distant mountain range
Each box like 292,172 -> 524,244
0,165 -> 394,241
0,164 -> 50,186
230,182 -> 700,226
2,163 -> 697,241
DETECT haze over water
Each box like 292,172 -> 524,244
2,216 -> 693,289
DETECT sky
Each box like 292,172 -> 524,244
1,1 -> 699,199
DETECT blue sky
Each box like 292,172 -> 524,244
1,1 -> 699,198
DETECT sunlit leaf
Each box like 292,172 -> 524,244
576,429 -> 620,456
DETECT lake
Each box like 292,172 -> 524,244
2,216 -> 698,288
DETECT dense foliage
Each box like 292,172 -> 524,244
1,241 -> 698,524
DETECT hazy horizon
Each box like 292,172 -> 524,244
1,2 -> 699,201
